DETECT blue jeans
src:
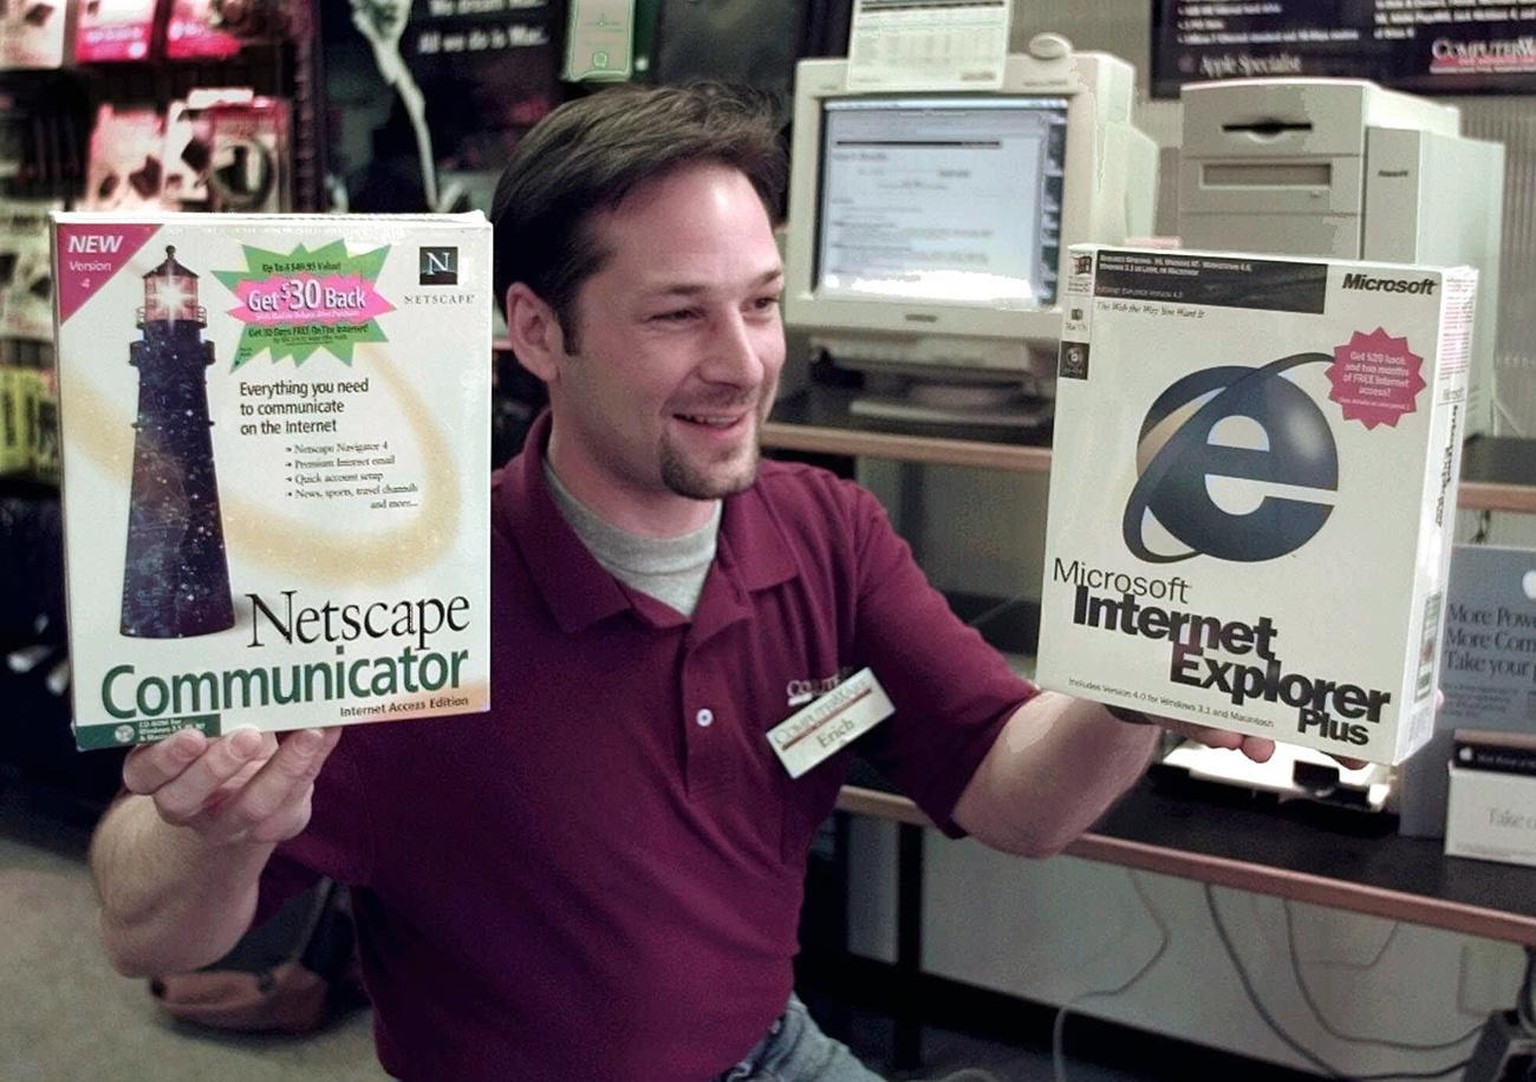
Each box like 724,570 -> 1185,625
715,995 -> 888,1081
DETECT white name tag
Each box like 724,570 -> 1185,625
767,667 -> 894,779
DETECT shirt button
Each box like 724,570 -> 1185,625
695,708 -> 714,728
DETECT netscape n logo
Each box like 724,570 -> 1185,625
419,246 -> 459,285
1122,353 -> 1338,564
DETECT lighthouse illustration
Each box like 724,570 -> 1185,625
120,246 -> 235,637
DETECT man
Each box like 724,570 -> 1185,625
88,84 -> 1270,1081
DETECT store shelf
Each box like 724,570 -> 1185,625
1460,435 -> 1536,513
764,419 -> 1051,473
836,777 -> 1536,945
765,385 -> 1536,513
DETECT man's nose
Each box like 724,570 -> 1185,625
701,311 -> 768,385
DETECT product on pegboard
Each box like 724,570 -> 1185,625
28,363 -> 59,486
0,198 -> 60,342
83,104 -> 166,211
0,0 -> 71,70
0,91 -> 23,184
52,211 -> 493,748
0,355 -> 23,477
162,88 -> 257,210
74,0 -> 158,62
0,217 -> 15,327
205,97 -> 290,213
0,339 -> 54,484
0,84 -> 88,198
13,342 -> 59,485
11,357 -> 41,479
165,0 -> 289,60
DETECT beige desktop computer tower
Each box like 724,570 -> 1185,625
1178,78 -> 1504,436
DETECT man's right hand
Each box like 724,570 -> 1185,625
123,726 -> 342,847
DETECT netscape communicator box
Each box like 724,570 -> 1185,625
53,212 -> 492,749
1037,246 -> 1475,765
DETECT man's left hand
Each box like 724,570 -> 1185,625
1155,716 -> 1276,764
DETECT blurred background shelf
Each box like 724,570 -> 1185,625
765,386 -> 1536,513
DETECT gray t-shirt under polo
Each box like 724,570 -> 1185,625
545,464 -> 719,618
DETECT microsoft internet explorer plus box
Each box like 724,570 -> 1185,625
53,212 -> 492,749
1036,247 -> 1475,765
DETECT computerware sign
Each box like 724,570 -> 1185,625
1151,0 -> 1536,97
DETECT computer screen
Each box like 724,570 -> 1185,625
814,96 -> 1067,310
783,49 -> 1158,425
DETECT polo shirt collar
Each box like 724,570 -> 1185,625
498,411 -> 800,635
684,480 -> 800,645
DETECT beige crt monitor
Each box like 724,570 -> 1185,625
782,40 -> 1159,427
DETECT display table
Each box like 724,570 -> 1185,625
838,771 -> 1536,945
768,381 -> 1536,938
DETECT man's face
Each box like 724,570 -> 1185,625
543,163 -> 786,532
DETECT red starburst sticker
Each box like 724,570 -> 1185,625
1326,327 -> 1426,430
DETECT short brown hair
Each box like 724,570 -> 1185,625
490,83 -> 788,342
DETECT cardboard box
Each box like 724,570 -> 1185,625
0,364 -> 23,476
1445,730 -> 1536,866
0,0 -> 70,69
53,212 -> 492,749
1036,246 -> 1474,764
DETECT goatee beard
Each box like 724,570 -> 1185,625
660,435 -> 761,500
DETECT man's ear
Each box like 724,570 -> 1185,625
503,283 -> 566,384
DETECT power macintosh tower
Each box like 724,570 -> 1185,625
1177,78 -> 1505,437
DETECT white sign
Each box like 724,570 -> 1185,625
847,0 -> 1011,91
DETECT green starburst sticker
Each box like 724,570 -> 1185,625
214,240 -> 395,369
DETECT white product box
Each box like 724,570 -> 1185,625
53,212 -> 493,749
1445,730 -> 1536,867
1036,246 -> 1475,765
1399,544 -> 1536,837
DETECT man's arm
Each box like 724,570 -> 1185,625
88,726 -> 340,977
951,691 -> 1273,858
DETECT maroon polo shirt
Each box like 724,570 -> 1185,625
273,411 -> 1033,1081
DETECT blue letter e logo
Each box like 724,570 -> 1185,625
1122,353 -> 1337,564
